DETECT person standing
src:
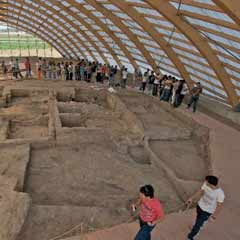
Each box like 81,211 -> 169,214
75,62 -> 80,81
171,79 -> 179,106
24,57 -> 31,78
52,62 -> 57,80
152,72 -> 161,96
187,82 -> 202,112
121,68 -> 128,88
9,58 -> 13,80
147,71 -> 155,93
174,80 -> 188,107
56,62 -> 61,79
41,59 -> 47,80
109,65 -> 115,87
160,78 -> 173,102
101,64 -> 107,82
37,63 -> 42,80
114,65 -> 121,87
72,62 -> 76,81
96,65 -> 102,83
132,185 -> 165,240
86,64 -> 92,82
60,62 -> 64,80
13,58 -> 23,79
65,62 -> 69,80
186,175 -> 225,240
1,61 -> 8,80
48,61 -> 51,80
36,58 -> 42,80
140,71 -> 148,92
80,63 -> 85,81
68,62 -> 73,80
137,68 -> 143,86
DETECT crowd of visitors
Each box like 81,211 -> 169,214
1,58 -> 28,80
1,58 -> 120,84
137,68 -> 202,112
35,58 -> 122,86
1,58 -> 203,112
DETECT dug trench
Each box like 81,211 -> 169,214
15,87 -> 210,240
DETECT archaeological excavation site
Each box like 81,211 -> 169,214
0,79 -> 212,240
1,1 -> 240,238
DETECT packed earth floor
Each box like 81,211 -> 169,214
0,79 -> 211,240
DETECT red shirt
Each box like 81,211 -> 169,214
139,198 -> 164,223
101,66 -> 106,74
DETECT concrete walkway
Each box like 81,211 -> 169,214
72,107 -> 240,240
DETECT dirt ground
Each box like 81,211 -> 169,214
0,79 -> 210,240
0,91 -> 49,139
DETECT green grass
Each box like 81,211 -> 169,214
0,34 -> 51,50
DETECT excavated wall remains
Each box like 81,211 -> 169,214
0,80 -> 211,240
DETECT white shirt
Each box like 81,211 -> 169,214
181,83 -> 188,95
198,182 -> 225,214
122,70 -> 128,79
142,75 -> 147,83
154,74 -> 160,84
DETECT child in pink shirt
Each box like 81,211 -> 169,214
132,185 -> 165,240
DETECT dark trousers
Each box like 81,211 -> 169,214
25,69 -> 31,78
174,93 -> 184,107
69,72 -> 73,80
16,71 -> 23,79
87,73 -> 91,82
140,82 -> 147,92
152,84 -> 159,96
135,218 -> 155,240
65,72 -> 69,80
75,71 -> 80,80
188,95 -> 199,112
188,205 -> 211,240
121,78 -> 127,88
160,89 -> 171,101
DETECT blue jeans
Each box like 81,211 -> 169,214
109,76 -> 115,87
187,95 -> 199,112
188,205 -> 211,240
160,89 -> 171,102
135,218 -> 155,240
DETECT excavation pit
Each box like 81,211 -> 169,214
0,89 -> 50,140
8,121 -> 48,139
0,82 -> 211,240
60,114 -> 87,128
74,88 -> 108,107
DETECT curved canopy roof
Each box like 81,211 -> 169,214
0,0 -> 240,110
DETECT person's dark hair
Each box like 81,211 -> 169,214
205,175 -> 218,186
140,185 -> 154,198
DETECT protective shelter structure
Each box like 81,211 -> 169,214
0,0 -> 240,110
